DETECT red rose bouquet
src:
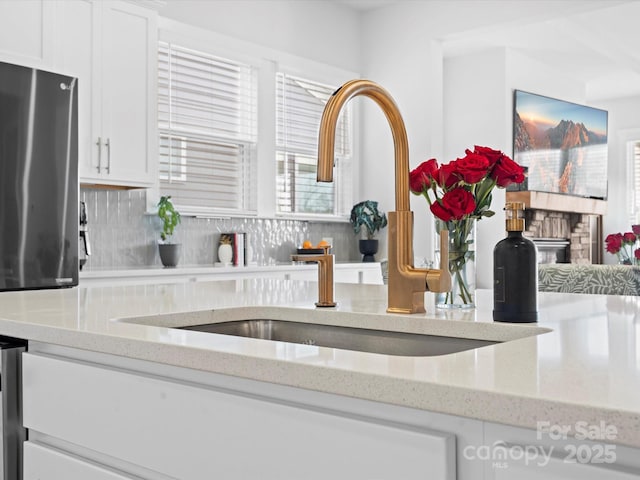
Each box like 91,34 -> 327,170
605,225 -> 640,265
410,146 -> 526,306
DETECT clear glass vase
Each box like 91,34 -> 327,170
435,218 -> 476,309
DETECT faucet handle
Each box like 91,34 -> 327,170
426,229 -> 452,293
290,245 -> 336,308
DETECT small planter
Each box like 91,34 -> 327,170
359,239 -> 378,262
350,200 -> 387,264
159,243 -> 181,268
157,196 -> 181,267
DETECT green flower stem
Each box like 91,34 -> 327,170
438,217 -> 475,306
445,256 -> 474,305
457,269 -> 472,304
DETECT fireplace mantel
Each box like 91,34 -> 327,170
506,191 -> 607,216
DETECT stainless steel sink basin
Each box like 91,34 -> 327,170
180,319 -> 499,356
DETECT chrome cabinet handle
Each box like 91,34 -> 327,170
105,138 -> 111,174
96,137 -> 102,173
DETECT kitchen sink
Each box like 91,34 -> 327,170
180,319 -> 499,356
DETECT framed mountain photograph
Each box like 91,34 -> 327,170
512,90 -> 608,199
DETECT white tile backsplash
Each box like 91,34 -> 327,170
80,188 -> 360,270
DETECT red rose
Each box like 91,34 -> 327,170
430,187 -> 475,221
605,233 -> 623,254
435,162 -> 459,189
409,158 -> 439,194
635,248 -> 640,261
623,232 -> 637,244
470,145 -> 505,167
454,152 -> 490,184
491,155 -> 525,187
632,224 -> 640,235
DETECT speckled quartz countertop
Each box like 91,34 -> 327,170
0,279 -> 639,447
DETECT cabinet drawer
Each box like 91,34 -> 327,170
24,442 -> 135,480
23,352 -> 455,480
492,446 -> 640,480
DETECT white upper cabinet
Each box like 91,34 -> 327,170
53,0 -> 158,188
0,0 -> 54,67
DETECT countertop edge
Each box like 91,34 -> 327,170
9,319 -> 640,450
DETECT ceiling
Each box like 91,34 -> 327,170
335,0 -> 640,101
440,1 -> 640,101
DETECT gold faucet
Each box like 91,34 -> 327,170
317,79 -> 451,314
291,245 -> 337,307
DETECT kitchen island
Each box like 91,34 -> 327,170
2,279 -> 639,479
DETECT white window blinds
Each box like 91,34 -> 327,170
158,42 -> 257,213
275,73 -> 352,216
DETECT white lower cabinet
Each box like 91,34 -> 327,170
24,442 -> 135,480
490,453 -> 640,480
25,344 -> 640,479
483,423 -> 640,480
22,347 -> 455,480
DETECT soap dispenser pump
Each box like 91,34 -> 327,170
493,202 -> 538,323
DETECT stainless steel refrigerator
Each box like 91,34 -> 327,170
0,61 -> 78,291
0,337 -> 26,479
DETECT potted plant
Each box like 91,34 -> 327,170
350,200 -> 387,262
157,195 -> 182,267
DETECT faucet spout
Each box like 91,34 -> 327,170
318,81 -> 410,211
317,79 -> 450,314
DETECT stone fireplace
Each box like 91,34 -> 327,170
524,210 -> 600,264
506,191 -> 606,264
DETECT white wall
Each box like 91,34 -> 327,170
158,0 -> 362,73
443,49 -> 510,288
593,94 -> 640,263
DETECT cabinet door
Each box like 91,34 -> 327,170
23,352 -> 455,480
0,0 -> 54,67
491,446 -> 640,480
58,0 -> 157,187
483,423 -> 640,480
24,442 -> 136,480
334,268 -> 360,284
52,0 -> 98,183
286,269 -> 318,281
98,1 -> 157,187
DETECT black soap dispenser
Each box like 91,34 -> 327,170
493,202 -> 538,323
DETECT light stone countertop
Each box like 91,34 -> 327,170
0,279 -> 639,448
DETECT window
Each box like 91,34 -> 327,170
630,140 -> 640,223
275,73 -> 352,217
158,42 -> 257,214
